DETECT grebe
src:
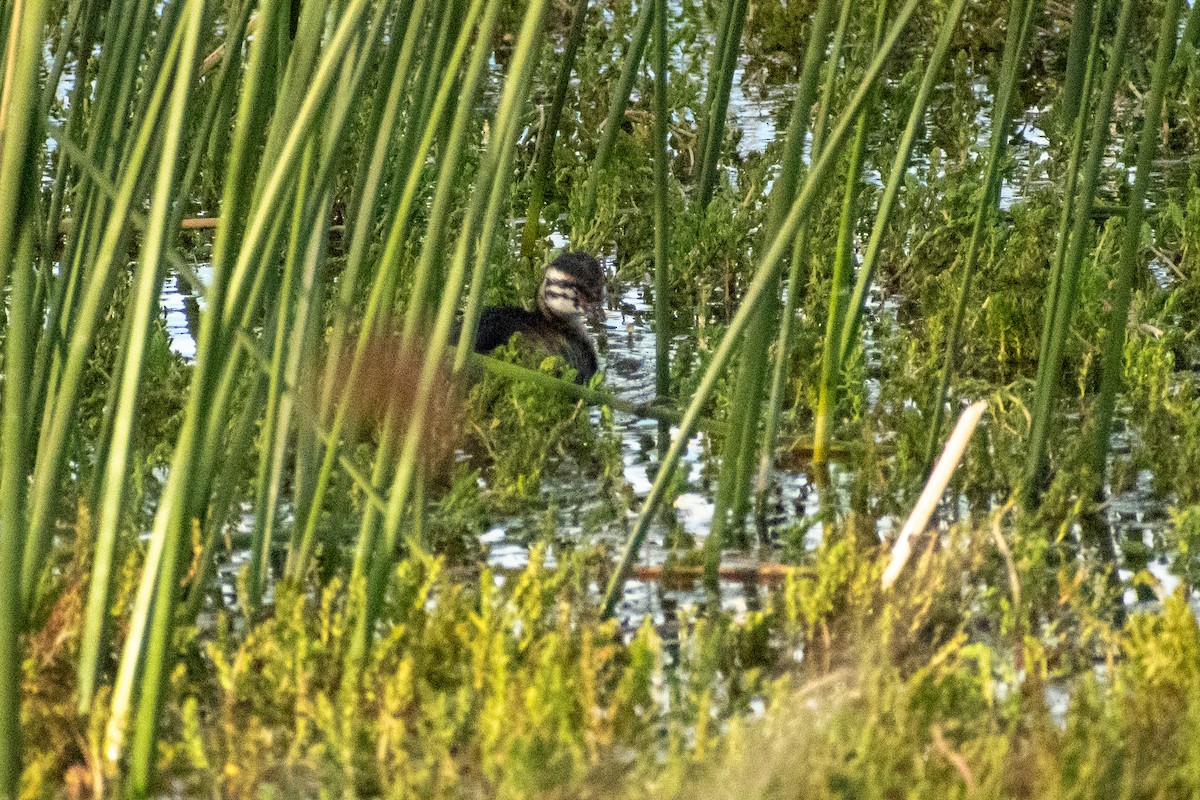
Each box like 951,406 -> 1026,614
471,252 -> 605,384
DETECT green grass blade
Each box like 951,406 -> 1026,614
520,0 -> 591,258
1086,0 -> 1183,492
603,0 -> 921,618
924,0 -> 1036,472
579,0 -> 654,231
1022,0 -> 1135,506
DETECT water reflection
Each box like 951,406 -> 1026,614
155,57 -> 1193,630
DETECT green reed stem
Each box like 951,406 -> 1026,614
1023,0 -> 1134,507
1086,0 -> 1182,492
315,0 -> 425,430
924,0 -> 1036,473
834,0 -> 969,384
811,0 -> 890,465
245,144 -> 322,612
384,0 -> 456,220
579,0 -> 654,229
653,0 -> 671,405
603,0 -> 920,617
756,0 -> 851,503
0,37 -> 52,799
695,0 -> 748,209
1034,5 -> 1103,394
1059,0 -> 1096,135
74,3 -> 198,711
189,0 -> 389,544
698,0 -> 733,158
34,0 -> 157,458
198,0 -> 383,601
234,0 -> 389,608
1184,0 -> 1200,47
0,228 -> 36,800
400,9 -> 502,344
119,0 -> 203,789
0,0 -> 49,736
182,372 -> 270,623
706,0 -> 840,585
178,0 -> 256,205
456,73 -> 547,370
520,0 -> 590,258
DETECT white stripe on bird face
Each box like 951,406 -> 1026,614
542,292 -> 582,319
542,268 -> 576,289
540,268 -> 583,320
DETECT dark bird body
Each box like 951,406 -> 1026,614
474,307 -> 599,383
469,252 -> 605,384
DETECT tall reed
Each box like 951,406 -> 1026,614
1059,0 -> 1096,135
811,0 -> 888,465
122,3 -> 208,790
837,0 -> 969,370
290,13 -> 410,537
1023,0 -> 1134,507
924,0 -> 1036,471
757,0 -> 853,502
695,0 -> 748,209
24,0 -> 183,614
653,0 -> 671,407
579,0 -> 654,230
0,0 -> 51,788
604,0 -> 922,616
1086,0 -> 1182,489
1180,0 -> 1200,61
817,0 -> 973,464
1031,5 -> 1103,410
521,0 -> 590,258
704,0 -> 838,587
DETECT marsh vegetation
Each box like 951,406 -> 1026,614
2,0 -> 1200,795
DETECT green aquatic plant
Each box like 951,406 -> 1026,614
1023,0 -> 1136,509
604,0 -> 925,616
4,0 -> 1200,794
1087,0 -> 1185,491
705,0 -> 838,585
464,341 -> 614,509
926,0 -> 1036,473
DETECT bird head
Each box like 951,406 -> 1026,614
538,252 -> 606,325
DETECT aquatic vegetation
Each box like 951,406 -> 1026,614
3,0 -> 1200,795
464,341 -> 622,510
